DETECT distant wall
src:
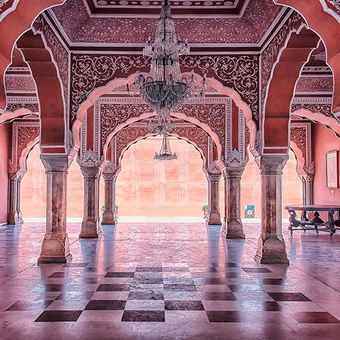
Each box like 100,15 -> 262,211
21,137 -> 302,219
0,123 -> 9,223
313,123 -> 340,206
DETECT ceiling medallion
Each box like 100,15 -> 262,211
129,0 -> 206,160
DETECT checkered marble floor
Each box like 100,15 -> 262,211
1,222 -> 340,339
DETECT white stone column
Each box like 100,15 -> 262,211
102,162 -> 118,225
7,171 -> 25,225
302,174 -> 314,205
79,165 -> 102,238
38,154 -> 73,264
255,154 -> 289,264
78,150 -> 103,238
223,166 -> 245,239
207,162 -> 222,225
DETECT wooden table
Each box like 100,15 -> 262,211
284,205 -> 340,236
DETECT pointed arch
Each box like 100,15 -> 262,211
263,26 -> 320,154
0,0 -> 65,110
16,30 -> 66,153
274,0 -> 340,113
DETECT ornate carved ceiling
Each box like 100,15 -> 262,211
50,0 -> 283,45
84,0 -> 246,17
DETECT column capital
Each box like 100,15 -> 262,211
207,161 -> 222,181
225,166 -> 245,178
102,161 -> 119,181
40,154 -> 73,173
80,165 -> 101,178
77,149 -> 103,167
259,154 -> 289,175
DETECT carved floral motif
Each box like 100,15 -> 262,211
53,0 -> 280,44
9,124 -> 40,173
180,55 -> 259,121
5,103 -> 39,113
100,103 -> 151,146
290,127 -> 306,161
71,55 -> 150,119
5,75 -> 36,92
225,149 -> 248,167
77,149 -> 103,167
291,103 -> 333,117
295,76 -> 333,93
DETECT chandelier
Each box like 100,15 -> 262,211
132,0 -> 204,121
129,0 -> 206,160
154,132 -> 177,160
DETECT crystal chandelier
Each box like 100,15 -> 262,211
154,133 -> 177,160
132,0 -> 203,121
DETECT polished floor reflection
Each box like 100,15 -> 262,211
0,222 -> 340,339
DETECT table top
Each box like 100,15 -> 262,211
285,205 -> 340,211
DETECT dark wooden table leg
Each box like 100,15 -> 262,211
288,209 -> 300,233
325,209 -> 336,237
311,211 -> 324,234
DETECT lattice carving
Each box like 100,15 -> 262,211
9,122 -> 40,173
71,55 -> 151,119
180,55 -> 259,121
291,103 -> 333,117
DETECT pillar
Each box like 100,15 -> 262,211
102,163 -> 118,225
207,162 -> 222,225
255,154 -> 289,264
223,166 -> 245,239
79,165 -> 102,238
38,154 -> 72,264
302,174 -> 314,205
7,171 -> 25,225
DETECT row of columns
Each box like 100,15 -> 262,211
9,152 -> 298,265
205,155 -> 289,264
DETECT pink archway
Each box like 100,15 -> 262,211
16,31 -> 66,152
73,73 -> 256,159
103,111 -> 222,162
274,0 -> 340,113
0,0 -> 66,110
292,108 -> 340,137
263,25 -> 319,153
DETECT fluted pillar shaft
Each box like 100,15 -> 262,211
207,167 -> 222,225
223,166 -> 245,239
7,171 -> 25,225
303,175 -> 314,205
80,166 -> 102,238
38,155 -> 72,264
255,154 -> 289,264
102,168 -> 117,225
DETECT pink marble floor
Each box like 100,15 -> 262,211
0,222 -> 340,339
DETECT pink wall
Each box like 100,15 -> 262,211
0,123 -> 9,223
21,138 -> 302,219
314,123 -> 340,205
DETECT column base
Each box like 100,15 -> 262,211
223,220 -> 245,239
8,212 -> 23,225
38,234 -> 71,264
101,211 -> 116,225
207,212 -> 221,225
254,236 -> 289,264
80,219 -> 102,238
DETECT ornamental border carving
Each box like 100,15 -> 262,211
9,121 -> 40,174
290,121 -> 312,173
70,54 -> 258,124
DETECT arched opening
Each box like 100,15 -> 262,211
111,136 -> 224,219
241,148 -> 302,220
21,143 -> 83,219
